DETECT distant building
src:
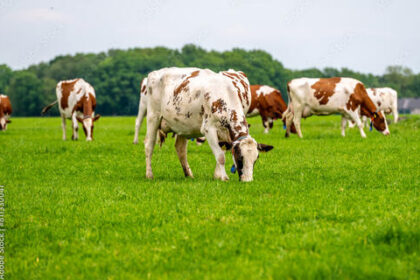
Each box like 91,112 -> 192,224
398,98 -> 420,114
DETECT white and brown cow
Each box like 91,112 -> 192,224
284,77 -> 389,138
42,78 -> 100,141
347,87 -> 398,129
0,95 -> 12,131
144,67 -> 272,182
247,85 -> 294,133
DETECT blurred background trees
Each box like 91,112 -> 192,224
1,44 -> 419,116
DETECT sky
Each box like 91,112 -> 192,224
0,0 -> 419,75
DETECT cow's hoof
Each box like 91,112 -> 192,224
215,174 -> 229,181
285,133 -> 289,138
133,140 -> 138,145
146,172 -> 154,179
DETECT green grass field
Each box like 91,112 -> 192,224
2,115 -> 420,279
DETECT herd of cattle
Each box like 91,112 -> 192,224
0,67 -> 399,181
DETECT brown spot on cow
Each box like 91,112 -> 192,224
311,77 -> 341,105
174,70 -> 200,96
377,101 -> 381,107
211,99 -> 227,114
204,92 -> 210,101
371,88 -> 376,96
248,85 -> 260,113
230,110 -> 238,122
73,92 -> 96,117
60,79 -> 79,109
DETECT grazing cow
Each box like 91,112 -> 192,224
347,87 -> 398,129
42,78 -> 100,141
145,67 -> 273,181
284,77 -> 389,138
0,95 -> 12,131
247,85 -> 291,133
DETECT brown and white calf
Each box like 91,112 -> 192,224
0,95 -> 12,131
284,77 -> 389,138
247,85 -> 289,133
144,67 -> 272,182
42,78 -> 100,141
347,87 -> 398,130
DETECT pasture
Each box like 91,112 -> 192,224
3,115 -> 420,279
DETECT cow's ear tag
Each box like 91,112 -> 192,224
369,121 -> 373,131
230,165 -> 236,174
283,124 -> 286,130
190,138 -> 195,142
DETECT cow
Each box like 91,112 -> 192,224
41,78 -> 100,141
0,95 -> 12,131
284,77 -> 389,138
247,85 -> 290,133
144,67 -> 273,182
347,87 -> 398,129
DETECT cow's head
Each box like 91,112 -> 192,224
361,106 -> 389,135
0,118 -> 11,131
231,136 -> 273,182
371,111 -> 389,135
77,114 -> 101,141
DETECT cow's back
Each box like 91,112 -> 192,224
249,85 -> 286,118
367,87 -> 397,113
289,77 -> 362,107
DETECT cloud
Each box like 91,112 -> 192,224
6,8 -> 70,23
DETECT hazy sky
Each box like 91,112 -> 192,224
1,0 -> 419,74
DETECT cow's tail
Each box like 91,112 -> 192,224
133,95 -> 148,144
41,100 -> 58,115
283,82 -> 298,135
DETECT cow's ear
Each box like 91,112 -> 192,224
6,120 -> 11,123
76,116 -> 84,123
257,143 -> 274,152
93,114 -> 101,121
219,141 -> 232,150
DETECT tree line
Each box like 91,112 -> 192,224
1,44 -> 419,116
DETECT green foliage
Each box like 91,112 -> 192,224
2,45 -> 420,116
2,116 -> 419,279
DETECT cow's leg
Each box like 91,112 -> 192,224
175,135 -> 193,178
341,116 -> 347,137
293,106 -> 303,138
348,112 -> 366,138
392,105 -> 399,123
61,114 -> 67,140
382,110 -> 389,131
133,103 -> 146,144
204,127 -> 228,181
71,113 -> 79,140
261,116 -> 270,134
144,114 -> 160,179
284,109 -> 294,138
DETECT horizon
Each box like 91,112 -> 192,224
1,0 -> 419,75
